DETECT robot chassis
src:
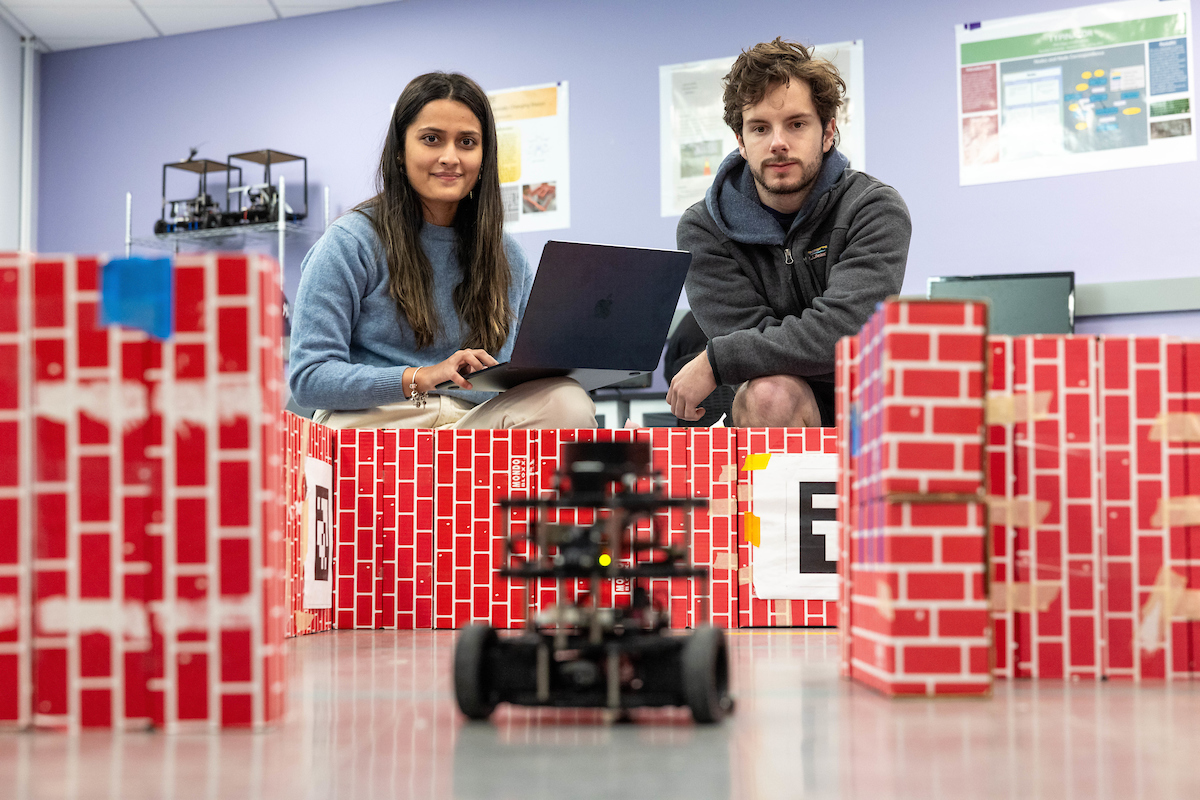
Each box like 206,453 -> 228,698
453,440 -> 733,723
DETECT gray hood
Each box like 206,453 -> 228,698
704,146 -> 850,246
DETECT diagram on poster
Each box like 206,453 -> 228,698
302,456 -> 333,609
659,41 -> 865,217
748,453 -> 839,601
957,0 -> 1195,185
489,81 -> 570,232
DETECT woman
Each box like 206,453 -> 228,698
289,72 -> 595,430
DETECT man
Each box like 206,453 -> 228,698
667,38 -> 910,427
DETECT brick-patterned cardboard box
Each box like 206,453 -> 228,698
839,299 -> 992,696
836,336 -> 859,676
1099,336 -> 1200,680
686,427 -> 739,629
985,335 -> 1017,678
334,428 -> 435,630
856,299 -> 988,502
999,335 -> 1102,680
151,253 -> 287,730
28,254 -> 159,730
848,500 -> 992,696
284,413 -> 335,637
736,427 -> 840,628
0,254 -> 32,728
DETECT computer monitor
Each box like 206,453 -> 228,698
927,271 -> 1075,335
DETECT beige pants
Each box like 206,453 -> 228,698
313,376 -> 596,431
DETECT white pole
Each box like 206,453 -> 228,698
323,186 -> 330,230
125,192 -> 132,258
18,39 -> 36,252
277,175 -> 286,288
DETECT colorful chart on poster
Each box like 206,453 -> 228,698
659,41 -> 865,217
489,81 -> 570,232
956,0 -> 1195,185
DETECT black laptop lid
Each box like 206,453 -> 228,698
509,241 -> 691,370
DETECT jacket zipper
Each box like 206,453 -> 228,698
784,248 -> 794,265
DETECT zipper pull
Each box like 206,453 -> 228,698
784,248 -> 794,265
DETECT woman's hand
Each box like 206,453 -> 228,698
410,349 -> 499,394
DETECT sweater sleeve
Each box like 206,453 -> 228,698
287,224 -> 410,410
682,185 -> 910,384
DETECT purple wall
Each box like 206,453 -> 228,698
38,0 -> 1200,326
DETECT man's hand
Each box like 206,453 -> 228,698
667,351 -> 717,422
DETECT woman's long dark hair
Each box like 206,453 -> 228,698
358,72 -> 511,352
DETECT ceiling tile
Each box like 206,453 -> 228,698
9,6 -> 157,40
273,0 -> 398,17
141,6 -> 278,37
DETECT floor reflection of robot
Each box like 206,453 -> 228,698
453,440 -> 734,723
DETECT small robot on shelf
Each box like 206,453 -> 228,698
453,440 -> 733,723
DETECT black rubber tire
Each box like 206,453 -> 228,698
454,624 -> 498,720
681,626 -> 729,723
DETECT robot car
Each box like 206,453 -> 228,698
453,440 -> 733,723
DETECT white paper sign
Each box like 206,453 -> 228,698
489,81 -> 571,233
302,456 -> 333,609
956,0 -> 1196,185
749,453 -> 840,601
659,41 -> 866,217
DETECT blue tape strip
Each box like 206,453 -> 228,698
99,257 -> 174,340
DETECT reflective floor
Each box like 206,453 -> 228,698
4,630 -> 1200,799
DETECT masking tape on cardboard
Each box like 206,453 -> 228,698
989,581 -> 1061,613
739,565 -> 753,585
876,583 -> 895,622
1138,567 -> 1197,652
742,453 -> 771,471
711,552 -> 738,571
708,497 -> 735,517
986,496 -> 1052,527
1149,413 -> 1200,443
985,390 -> 1053,425
737,484 -> 752,502
718,464 -> 738,482
744,512 -> 761,547
294,611 -> 316,633
1150,496 -> 1200,528
774,601 -> 792,626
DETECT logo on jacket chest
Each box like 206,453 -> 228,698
806,245 -> 828,260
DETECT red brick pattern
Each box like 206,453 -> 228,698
334,428 -> 436,630
1099,336 -> 1200,680
284,413 -> 335,637
836,336 -> 859,676
848,500 -> 991,696
985,335 -> 1017,678
0,255 -> 32,728
686,428 -> 739,629
856,299 -> 987,501
154,253 -> 286,730
1005,335 -> 1102,680
736,427 -> 840,628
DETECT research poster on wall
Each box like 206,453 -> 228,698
659,40 -> 865,217
489,81 -> 570,232
956,0 -> 1195,185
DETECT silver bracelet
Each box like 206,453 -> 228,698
409,367 -> 428,408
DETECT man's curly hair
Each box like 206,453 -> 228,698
723,38 -> 846,142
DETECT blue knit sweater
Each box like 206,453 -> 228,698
288,210 -> 533,409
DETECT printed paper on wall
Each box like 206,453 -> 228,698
956,0 -> 1196,185
659,41 -> 865,217
489,82 -> 571,233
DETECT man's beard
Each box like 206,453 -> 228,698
750,156 -> 821,197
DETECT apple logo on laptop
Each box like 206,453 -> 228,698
594,294 -> 613,319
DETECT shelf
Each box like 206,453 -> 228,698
130,220 -> 320,251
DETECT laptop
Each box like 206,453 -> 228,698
436,241 -> 691,392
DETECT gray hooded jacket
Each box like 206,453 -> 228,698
678,147 -> 910,386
